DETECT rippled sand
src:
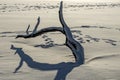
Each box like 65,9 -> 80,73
0,1 -> 120,80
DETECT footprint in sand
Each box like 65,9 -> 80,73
102,39 -> 117,46
36,35 -> 55,48
42,35 -> 48,38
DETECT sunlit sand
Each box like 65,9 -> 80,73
0,0 -> 120,80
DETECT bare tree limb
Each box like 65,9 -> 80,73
16,27 -> 64,38
16,1 -> 84,64
59,1 -> 84,64
24,17 -> 40,36
26,24 -> 30,35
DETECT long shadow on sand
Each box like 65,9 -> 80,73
10,45 -> 82,80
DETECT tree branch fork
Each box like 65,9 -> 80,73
16,1 -> 84,64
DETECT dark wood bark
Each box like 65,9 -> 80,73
16,27 -> 64,38
59,1 -> 84,64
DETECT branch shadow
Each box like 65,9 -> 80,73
10,45 -> 82,80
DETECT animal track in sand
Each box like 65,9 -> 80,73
34,34 -> 55,48
0,26 -> 119,47
0,3 -> 120,12
0,56 -> 4,57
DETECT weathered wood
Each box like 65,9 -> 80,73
16,1 -> 84,64
32,17 -> 40,34
26,24 -> 30,34
59,1 -> 84,64
16,27 -> 64,38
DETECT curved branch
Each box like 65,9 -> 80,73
16,1 -> 84,64
59,1 -> 67,28
59,1 -> 84,64
16,27 -> 64,38
59,1 -> 73,40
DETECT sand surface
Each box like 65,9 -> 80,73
0,0 -> 120,80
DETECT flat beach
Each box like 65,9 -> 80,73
0,0 -> 120,80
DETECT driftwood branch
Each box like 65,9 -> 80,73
16,27 -> 64,38
32,17 -> 40,34
59,1 -> 84,64
26,24 -> 30,35
16,1 -> 84,64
